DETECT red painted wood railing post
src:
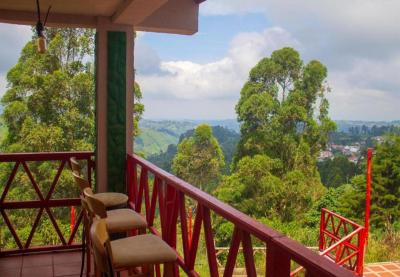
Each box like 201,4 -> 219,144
242,232 -> 257,277
158,179 -> 167,240
136,168 -> 148,213
148,177 -> 159,227
70,206 -> 75,240
132,160 -> 138,205
223,227 -> 241,277
365,148 -> 372,246
179,192 -> 190,264
188,204 -> 203,271
319,209 -> 325,251
266,242 -> 291,277
166,185 -> 179,248
188,207 -> 193,246
126,155 -> 134,204
203,207 -> 219,277
356,229 -> 366,276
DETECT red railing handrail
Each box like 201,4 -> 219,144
0,151 -> 95,256
0,151 -> 94,162
319,208 -> 366,275
291,226 -> 363,276
321,208 -> 364,229
130,153 -> 355,276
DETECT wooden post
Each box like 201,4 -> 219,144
95,17 -> 134,193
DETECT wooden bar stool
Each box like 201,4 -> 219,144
82,187 -> 147,234
90,218 -> 177,277
71,166 -> 128,209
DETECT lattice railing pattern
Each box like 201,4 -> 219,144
127,154 -> 355,277
0,152 -> 94,255
319,208 -> 366,276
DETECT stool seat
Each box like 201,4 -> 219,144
110,234 -> 177,268
93,192 -> 128,208
106,209 -> 147,233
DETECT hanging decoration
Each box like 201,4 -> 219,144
35,0 -> 51,53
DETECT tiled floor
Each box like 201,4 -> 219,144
364,262 -> 400,277
1,251 -> 399,277
0,251 -> 84,277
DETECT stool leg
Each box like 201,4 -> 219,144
163,263 -> 174,277
148,264 -> 154,277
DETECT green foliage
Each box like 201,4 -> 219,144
172,124 -> 225,191
304,185 -> 353,227
234,47 -> 336,171
133,82 -> 144,137
0,28 -> 143,250
216,155 -> 324,222
134,120 -> 196,155
217,48 -> 331,233
1,28 -> 95,152
365,230 -> 400,263
151,125 -> 239,174
318,156 -> 360,188
339,135 -> 400,228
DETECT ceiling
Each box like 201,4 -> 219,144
0,0 -> 202,35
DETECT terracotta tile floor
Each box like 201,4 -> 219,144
364,262 -> 400,277
0,251 -> 84,277
1,251 -> 399,277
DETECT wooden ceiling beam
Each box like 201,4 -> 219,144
112,0 -> 167,25
0,9 -> 97,28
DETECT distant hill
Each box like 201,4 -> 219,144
187,119 -> 240,133
135,120 -> 197,155
335,120 -> 400,132
135,119 -> 400,156
148,125 -> 240,174
135,119 -> 240,156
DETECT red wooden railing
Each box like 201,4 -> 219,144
0,151 -> 94,256
318,208 -> 366,275
127,154 -> 355,277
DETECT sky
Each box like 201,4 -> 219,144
1,0 -> 400,121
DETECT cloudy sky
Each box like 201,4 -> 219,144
1,0 -> 400,121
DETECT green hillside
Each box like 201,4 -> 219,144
134,120 -> 197,155
148,125 -> 240,174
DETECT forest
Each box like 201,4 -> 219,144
0,28 -> 400,268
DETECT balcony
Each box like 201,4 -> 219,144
0,151 -> 359,276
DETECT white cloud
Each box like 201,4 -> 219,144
0,24 -> 31,73
327,56 -> 400,120
199,1 -> 400,120
0,24 -> 31,97
136,20 -> 400,120
202,0 -> 400,62
136,27 -> 299,100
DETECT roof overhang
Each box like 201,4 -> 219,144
0,0 -> 205,35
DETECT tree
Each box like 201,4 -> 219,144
0,28 -> 144,249
1,28 -> 144,152
234,47 -> 336,171
318,156 -> 359,188
339,135 -> 400,229
172,124 -> 225,191
216,155 -> 321,222
218,48 -> 335,223
133,82 -> 144,137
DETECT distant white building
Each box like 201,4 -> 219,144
318,150 -> 334,161
343,145 -> 360,156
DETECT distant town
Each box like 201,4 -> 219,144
318,136 -> 384,163
317,122 -> 400,164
